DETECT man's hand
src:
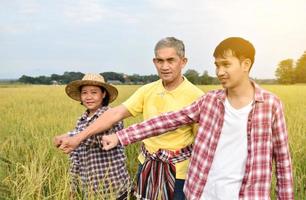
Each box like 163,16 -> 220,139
58,136 -> 82,154
101,134 -> 120,150
53,134 -> 69,148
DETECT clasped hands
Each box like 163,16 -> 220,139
53,133 -> 120,154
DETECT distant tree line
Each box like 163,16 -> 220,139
17,69 -> 222,85
18,70 -> 219,85
275,51 -> 306,84
183,69 -> 219,84
18,71 -> 161,85
19,57 -> 305,86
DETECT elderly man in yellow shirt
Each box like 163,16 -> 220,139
56,37 -> 204,200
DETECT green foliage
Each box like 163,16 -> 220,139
19,72 -> 85,85
184,69 -> 200,84
200,70 -> 218,85
101,72 -> 125,83
275,59 -> 295,84
275,51 -> 306,84
17,71 -> 160,85
18,75 -> 37,84
295,51 -> 306,83
127,74 -> 159,84
184,69 -> 218,84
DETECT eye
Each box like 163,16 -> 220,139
157,60 -> 163,64
223,62 -> 230,67
167,58 -> 176,64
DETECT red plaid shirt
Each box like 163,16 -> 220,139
117,82 -> 294,200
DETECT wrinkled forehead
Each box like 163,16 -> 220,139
154,47 -> 181,58
155,46 -> 185,58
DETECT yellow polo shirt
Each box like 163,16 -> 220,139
122,78 -> 204,179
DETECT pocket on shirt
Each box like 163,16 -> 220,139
252,122 -> 273,155
252,122 -> 272,139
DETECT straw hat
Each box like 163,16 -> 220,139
65,73 -> 118,103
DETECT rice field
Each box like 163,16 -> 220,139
0,84 -> 305,199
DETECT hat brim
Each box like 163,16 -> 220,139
65,80 -> 118,103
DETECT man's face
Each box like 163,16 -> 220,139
214,51 -> 250,89
153,47 -> 187,85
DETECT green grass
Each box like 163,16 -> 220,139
0,84 -> 305,199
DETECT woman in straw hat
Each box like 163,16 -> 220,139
54,73 -> 130,199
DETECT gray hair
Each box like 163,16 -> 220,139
154,37 -> 185,58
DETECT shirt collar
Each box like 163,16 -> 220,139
79,106 -> 108,121
252,81 -> 265,103
216,80 -> 264,103
158,76 -> 187,93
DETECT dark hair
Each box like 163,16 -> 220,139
213,37 -> 255,68
99,87 -> 110,106
79,85 -> 110,106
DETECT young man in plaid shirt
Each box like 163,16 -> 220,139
102,37 -> 294,200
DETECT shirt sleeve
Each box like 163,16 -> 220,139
95,120 -> 124,149
67,130 -> 77,137
122,85 -> 147,116
117,97 -> 203,145
272,100 -> 294,199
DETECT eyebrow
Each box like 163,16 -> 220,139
155,57 -> 176,61
214,60 -> 230,65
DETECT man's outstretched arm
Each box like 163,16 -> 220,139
102,98 -> 202,150
58,105 -> 131,153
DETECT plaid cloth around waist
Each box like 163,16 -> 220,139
141,144 -> 193,164
136,144 -> 193,200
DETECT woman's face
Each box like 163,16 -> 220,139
80,85 -> 105,115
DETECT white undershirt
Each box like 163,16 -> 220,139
200,98 -> 252,200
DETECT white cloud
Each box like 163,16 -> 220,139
0,0 -> 42,34
0,25 -> 23,34
18,0 -> 41,15
63,0 -> 138,24
64,0 -> 107,23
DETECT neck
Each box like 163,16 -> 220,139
227,79 -> 254,109
87,108 -> 98,117
162,76 -> 184,91
88,111 -> 94,117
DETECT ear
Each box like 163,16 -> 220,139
242,58 -> 252,72
181,57 -> 188,69
153,58 -> 158,65
101,90 -> 106,99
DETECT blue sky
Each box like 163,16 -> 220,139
1,0 -> 306,79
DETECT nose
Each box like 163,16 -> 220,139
160,61 -> 170,70
216,67 -> 225,77
84,94 -> 93,100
